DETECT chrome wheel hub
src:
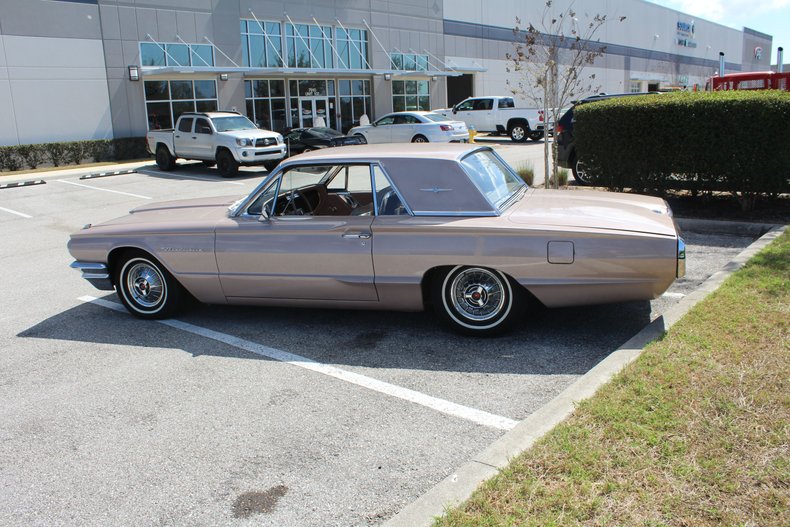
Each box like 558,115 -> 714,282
451,268 -> 505,321
511,127 -> 525,141
126,262 -> 164,308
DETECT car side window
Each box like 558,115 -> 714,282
195,118 -> 212,134
402,115 -> 419,124
285,130 -> 301,141
376,116 -> 395,126
498,98 -> 515,109
474,99 -> 493,110
177,118 -> 193,133
456,100 -> 474,111
373,166 -> 407,216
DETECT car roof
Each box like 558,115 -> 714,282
285,143 -> 487,163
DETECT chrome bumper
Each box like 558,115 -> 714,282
677,237 -> 686,278
70,261 -> 114,290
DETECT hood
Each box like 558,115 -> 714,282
84,195 -> 241,233
507,189 -> 677,236
220,129 -> 281,141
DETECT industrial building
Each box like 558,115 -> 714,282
0,0 -> 775,145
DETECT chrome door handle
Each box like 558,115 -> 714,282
342,232 -> 371,239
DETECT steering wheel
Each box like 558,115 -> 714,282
282,190 -> 313,215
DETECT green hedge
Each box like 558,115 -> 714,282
574,91 -> 790,199
0,137 -> 150,173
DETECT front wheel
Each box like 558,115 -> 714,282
354,134 -> 367,144
433,266 -> 523,336
216,150 -> 239,178
115,251 -> 184,319
262,159 -> 280,172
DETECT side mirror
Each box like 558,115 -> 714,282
452,106 -> 457,114
258,207 -> 270,221
371,121 -> 377,127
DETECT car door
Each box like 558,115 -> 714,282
471,98 -> 494,131
365,115 -> 394,143
214,163 -> 378,301
192,118 -> 215,160
454,99 -> 476,129
173,117 -> 194,157
390,114 -> 416,142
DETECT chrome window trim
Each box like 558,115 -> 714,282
371,162 -> 413,217
411,211 -> 499,217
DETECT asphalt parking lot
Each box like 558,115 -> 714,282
0,147 -> 759,526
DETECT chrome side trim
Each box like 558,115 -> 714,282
677,237 -> 686,278
411,210 -> 499,217
70,261 -> 114,290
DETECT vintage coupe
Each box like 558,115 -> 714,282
68,144 -> 685,335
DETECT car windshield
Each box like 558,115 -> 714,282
460,150 -> 526,210
211,116 -> 257,132
422,113 -> 452,122
308,127 -> 343,139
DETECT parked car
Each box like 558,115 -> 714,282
68,144 -> 685,336
435,96 -> 546,142
146,111 -> 286,177
556,92 -> 660,185
348,112 -> 468,144
283,127 -> 365,156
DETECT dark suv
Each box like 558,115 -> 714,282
556,92 -> 659,185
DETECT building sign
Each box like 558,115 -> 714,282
676,20 -> 697,48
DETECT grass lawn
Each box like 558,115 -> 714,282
435,230 -> 789,527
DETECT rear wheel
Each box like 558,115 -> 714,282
508,123 -> 528,143
432,266 -> 523,336
155,145 -> 176,171
571,155 -> 592,185
411,135 -> 429,143
216,150 -> 239,178
115,250 -> 184,319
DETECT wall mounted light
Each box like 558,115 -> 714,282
128,65 -> 140,81
431,75 -> 438,82
219,73 -> 229,81
384,73 -> 392,81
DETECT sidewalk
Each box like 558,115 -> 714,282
0,159 -> 156,185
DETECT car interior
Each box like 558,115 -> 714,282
245,164 -> 406,218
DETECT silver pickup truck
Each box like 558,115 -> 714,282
146,111 -> 286,177
435,96 -> 546,142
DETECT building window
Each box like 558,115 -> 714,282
339,79 -> 371,133
288,80 -> 336,129
391,53 -> 428,71
286,23 -> 334,68
629,80 -> 643,93
241,19 -> 283,68
245,79 -> 287,132
140,42 -> 214,67
392,80 -> 429,112
336,28 -> 368,70
144,80 -> 218,130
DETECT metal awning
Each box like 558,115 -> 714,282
139,66 -> 462,78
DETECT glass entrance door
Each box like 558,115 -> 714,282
298,97 -> 329,128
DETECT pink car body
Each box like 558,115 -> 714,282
69,144 -> 685,335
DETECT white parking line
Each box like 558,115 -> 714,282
79,295 -> 519,431
138,169 -> 246,186
0,205 -> 32,218
58,179 -> 152,199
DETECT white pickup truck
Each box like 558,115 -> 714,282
147,111 -> 286,177
435,96 -> 547,142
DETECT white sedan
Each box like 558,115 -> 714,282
349,111 -> 469,144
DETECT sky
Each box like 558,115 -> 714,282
649,0 -> 790,63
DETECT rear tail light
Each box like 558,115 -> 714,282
538,111 -> 544,122
440,124 -> 453,131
